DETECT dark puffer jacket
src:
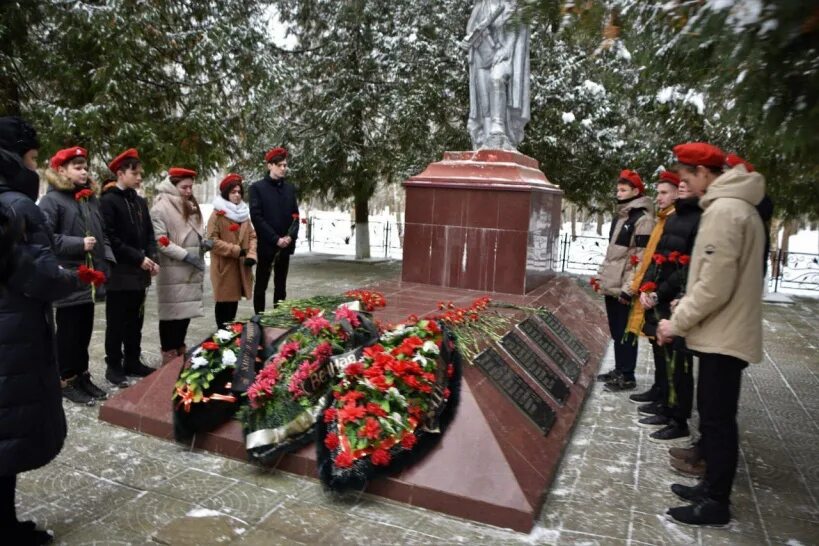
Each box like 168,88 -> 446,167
641,196 -> 702,336
0,161 -> 80,476
99,184 -> 157,291
38,170 -> 115,306
249,176 -> 299,259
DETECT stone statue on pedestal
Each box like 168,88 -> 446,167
461,0 -> 531,151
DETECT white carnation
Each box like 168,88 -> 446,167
221,349 -> 237,366
215,329 -> 233,342
191,356 -> 208,369
422,341 -> 440,355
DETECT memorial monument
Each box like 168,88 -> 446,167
402,0 -> 562,295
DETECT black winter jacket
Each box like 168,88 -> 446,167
641,196 -> 702,336
38,173 -> 115,306
0,166 -> 80,476
249,176 -> 299,259
99,185 -> 157,291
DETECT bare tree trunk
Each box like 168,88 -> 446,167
596,213 -> 604,236
769,218 -> 782,278
354,187 -> 371,260
570,204 -> 577,240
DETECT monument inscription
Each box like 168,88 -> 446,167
475,348 -> 555,435
500,331 -> 569,404
537,309 -> 591,364
519,318 -> 581,382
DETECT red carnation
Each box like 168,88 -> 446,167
202,341 -> 220,352
679,255 -> 691,265
358,417 -> 382,440
301,218 -> 308,224
324,432 -> 340,450
371,448 -> 391,466
344,362 -> 365,377
366,403 -> 387,417
639,281 -> 657,293
77,265 -> 96,285
447,364 -> 454,379
215,210 -> 226,216
668,251 -> 681,263
652,253 -> 667,265
629,255 -> 640,266
334,450 -> 354,469
230,323 -> 243,334
292,213 -> 299,220
92,269 -> 107,287
74,189 -> 94,201
158,236 -> 170,247
229,223 -> 240,232
400,433 -> 417,450
443,387 -> 451,400
324,407 -> 338,423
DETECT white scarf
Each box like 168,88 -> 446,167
212,193 -> 250,224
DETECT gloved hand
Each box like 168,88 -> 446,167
183,252 -> 205,271
243,257 -> 256,267
200,239 -> 214,252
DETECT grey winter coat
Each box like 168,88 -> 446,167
150,179 -> 205,321
597,195 -> 655,298
38,170 -> 115,306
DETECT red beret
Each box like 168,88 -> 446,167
618,169 -> 644,194
658,170 -> 680,186
725,153 -> 755,172
50,146 -> 87,170
168,167 -> 197,179
673,142 -> 725,168
219,173 -> 243,192
264,147 -> 288,163
108,148 -> 140,173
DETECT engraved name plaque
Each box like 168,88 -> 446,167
537,309 -> 590,364
519,318 -> 581,382
501,331 -> 569,404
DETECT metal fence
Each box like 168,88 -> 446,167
295,217 -> 404,259
556,234 -> 819,294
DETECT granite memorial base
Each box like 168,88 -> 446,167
99,276 -> 608,532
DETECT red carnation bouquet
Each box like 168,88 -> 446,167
316,318 -> 461,491
239,304 -> 379,464
75,187 -> 106,299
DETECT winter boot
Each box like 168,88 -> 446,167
124,356 -> 155,377
666,499 -> 730,528
105,358 -> 129,388
76,372 -> 108,400
61,376 -> 95,406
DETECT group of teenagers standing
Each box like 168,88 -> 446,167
0,116 -> 298,545
594,142 -> 769,527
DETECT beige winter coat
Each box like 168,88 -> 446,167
597,195 -> 655,297
207,212 -> 257,302
669,166 -> 766,363
150,179 -> 205,321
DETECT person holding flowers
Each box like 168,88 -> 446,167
595,169 -> 655,391
249,147 -> 299,313
39,146 -> 114,405
100,148 -> 159,386
656,142 -> 766,527
150,167 -> 206,365
207,173 -> 257,328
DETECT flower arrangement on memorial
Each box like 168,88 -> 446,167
239,304 -> 380,464
316,317 -> 462,491
172,323 -> 244,440
256,291 -> 387,329
425,297 -> 511,362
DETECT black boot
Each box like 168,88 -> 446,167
123,357 -> 155,377
76,372 -> 108,400
61,376 -> 95,406
671,480 -> 710,503
629,386 -> 659,404
105,358 -> 129,388
7,520 -> 53,544
666,499 -> 730,528
597,369 -> 620,382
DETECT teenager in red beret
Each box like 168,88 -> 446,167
657,141 -> 766,526
99,149 -> 159,386
249,147 -> 299,312
596,169 -> 655,391
39,147 -> 113,404
207,174 -> 257,328
150,168 -> 206,365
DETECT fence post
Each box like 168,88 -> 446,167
384,222 -> 390,258
561,233 -> 569,272
773,249 -> 781,293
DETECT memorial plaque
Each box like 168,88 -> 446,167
500,332 -> 569,404
519,318 -> 581,383
537,309 -> 590,364
474,348 -> 555,435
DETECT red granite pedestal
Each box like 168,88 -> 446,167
99,276 -> 607,532
402,149 -> 563,295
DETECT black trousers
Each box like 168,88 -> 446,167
698,352 -> 747,504
105,289 -> 146,368
649,339 -> 669,405
604,296 -> 638,381
55,303 -> 95,380
215,301 -> 239,329
669,349 -> 695,424
253,250 -> 290,314
159,319 -> 191,351
0,474 -> 14,527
